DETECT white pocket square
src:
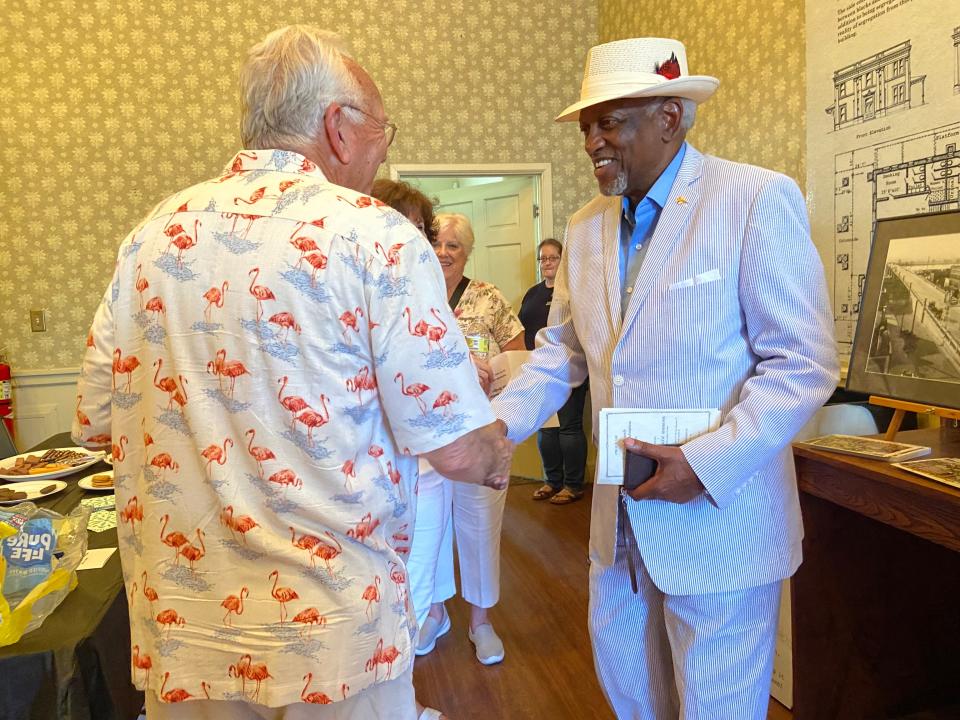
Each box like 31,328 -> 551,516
669,268 -> 721,290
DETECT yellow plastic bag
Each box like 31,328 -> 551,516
0,502 -> 90,646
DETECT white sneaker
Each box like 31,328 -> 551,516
416,606 -> 451,656
468,623 -> 504,665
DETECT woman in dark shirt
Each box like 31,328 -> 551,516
518,239 -> 589,504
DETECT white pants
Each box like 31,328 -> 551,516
408,470 -> 507,624
407,475 -> 453,628
589,539 -> 781,720
145,667 -> 416,719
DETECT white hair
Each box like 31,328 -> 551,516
641,97 -> 697,132
678,98 -> 697,132
435,213 -> 475,255
240,25 -> 365,150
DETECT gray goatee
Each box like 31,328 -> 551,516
599,170 -> 627,197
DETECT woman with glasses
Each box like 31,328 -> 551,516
518,239 -> 589,504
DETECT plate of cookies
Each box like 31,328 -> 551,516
78,471 -> 115,492
0,448 -> 105,482
0,480 -> 68,504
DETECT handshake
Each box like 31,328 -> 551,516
423,417 -> 514,491
473,358 -> 511,490
482,419 -> 514,491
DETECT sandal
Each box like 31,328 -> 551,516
549,488 -> 584,505
532,484 -> 561,500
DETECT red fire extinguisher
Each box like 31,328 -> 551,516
0,351 -> 13,441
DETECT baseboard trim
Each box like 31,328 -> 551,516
12,367 -> 81,387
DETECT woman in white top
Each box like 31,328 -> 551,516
411,213 -> 524,666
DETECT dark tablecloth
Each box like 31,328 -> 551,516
0,432 -> 143,720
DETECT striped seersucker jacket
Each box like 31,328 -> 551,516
493,144 -> 839,595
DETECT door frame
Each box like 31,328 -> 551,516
388,163 -> 554,254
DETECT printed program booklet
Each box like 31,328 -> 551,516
800,434 -> 932,462
892,457 -> 960,490
597,408 -> 721,485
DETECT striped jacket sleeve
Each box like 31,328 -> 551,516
681,174 -> 839,508
492,225 -> 589,443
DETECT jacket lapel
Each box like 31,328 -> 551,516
600,196 -> 624,337
619,146 -> 704,335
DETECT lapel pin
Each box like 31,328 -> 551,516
676,196 -> 688,205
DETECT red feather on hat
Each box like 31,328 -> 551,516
655,53 -> 681,80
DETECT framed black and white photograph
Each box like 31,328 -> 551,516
846,210 -> 960,410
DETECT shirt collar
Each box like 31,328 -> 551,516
621,141 -> 687,222
220,149 -> 329,182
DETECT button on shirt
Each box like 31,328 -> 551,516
619,143 -> 687,316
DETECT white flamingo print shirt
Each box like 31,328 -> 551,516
72,150 -> 493,707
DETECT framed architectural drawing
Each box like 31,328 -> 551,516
846,210 -> 960,410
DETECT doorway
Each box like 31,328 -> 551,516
390,164 -> 553,311
391,164 -> 554,480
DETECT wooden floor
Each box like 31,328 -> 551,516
413,481 -> 792,720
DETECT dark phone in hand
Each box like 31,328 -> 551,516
623,451 -> 658,492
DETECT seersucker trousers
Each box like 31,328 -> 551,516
589,515 -> 781,720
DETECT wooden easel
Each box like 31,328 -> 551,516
869,395 -> 960,440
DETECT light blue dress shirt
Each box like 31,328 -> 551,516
619,142 -> 687,315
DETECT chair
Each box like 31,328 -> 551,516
794,402 -> 879,442
0,421 -> 17,460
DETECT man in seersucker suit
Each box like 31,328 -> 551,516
493,37 -> 839,719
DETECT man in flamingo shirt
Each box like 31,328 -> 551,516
73,25 -> 510,720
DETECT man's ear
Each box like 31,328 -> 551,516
324,102 -> 352,166
658,98 -> 684,142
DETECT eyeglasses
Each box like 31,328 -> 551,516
345,105 -> 398,147
538,255 -> 561,263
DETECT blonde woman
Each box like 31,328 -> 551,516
411,213 -> 524,665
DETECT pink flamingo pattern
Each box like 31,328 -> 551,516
135,264 -> 150,310
207,348 -> 251,398
202,280 -> 228,323
394,372 -> 430,414
247,267 -> 275,322
72,149 -> 496,706
345,366 -> 376,405
277,376 -> 309,429
244,428 -> 275,478
165,219 -> 200,266
200,437 -> 232,479
220,506 -> 260,544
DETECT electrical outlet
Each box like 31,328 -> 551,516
30,310 -> 46,332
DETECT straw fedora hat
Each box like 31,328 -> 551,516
556,38 -> 719,122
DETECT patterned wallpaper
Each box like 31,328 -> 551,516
598,0 -> 806,187
0,0 -> 598,371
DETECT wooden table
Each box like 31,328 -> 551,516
792,426 -> 960,719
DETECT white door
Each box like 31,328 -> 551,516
431,178 -> 537,311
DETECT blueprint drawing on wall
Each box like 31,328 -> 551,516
832,124 -> 960,345
807,0 -> 960,358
